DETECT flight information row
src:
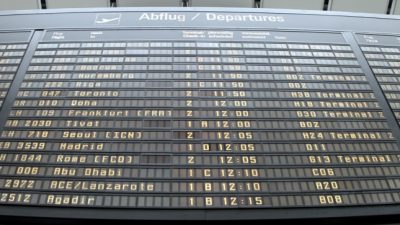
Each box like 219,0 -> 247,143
0,165 -> 400,179
0,191 -> 398,208
26,65 -> 364,73
0,153 -> 395,166
18,81 -> 371,90
8,109 -> 385,120
4,119 -> 390,130
3,178 -> 400,193
0,130 -> 393,141
11,99 -> 382,109
29,56 -> 358,64
22,73 -> 368,82
15,90 -> 377,100
0,141 -> 396,153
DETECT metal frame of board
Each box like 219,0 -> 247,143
0,8 -> 399,223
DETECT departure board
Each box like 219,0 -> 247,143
0,8 -> 400,222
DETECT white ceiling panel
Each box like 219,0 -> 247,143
117,0 -> 181,7
0,0 -> 40,10
261,0 -> 325,10
190,0 -> 254,8
393,0 -> 400,15
330,0 -> 390,14
46,0 -> 110,8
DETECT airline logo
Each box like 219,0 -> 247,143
95,13 -> 121,25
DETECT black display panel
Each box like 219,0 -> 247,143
0,8 -> 399,222
0,32 -> 29,109
357,34 -> 400,124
